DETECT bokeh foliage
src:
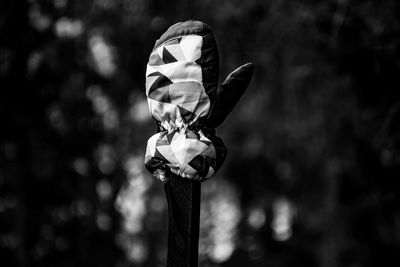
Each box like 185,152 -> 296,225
1,0 -> 400,267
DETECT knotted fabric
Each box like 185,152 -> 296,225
144,20 -> 254,181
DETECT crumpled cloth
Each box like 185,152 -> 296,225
144,20 -> 253,181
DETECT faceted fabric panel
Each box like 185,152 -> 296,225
145,130 -> 217,180
145,35 -> 210,124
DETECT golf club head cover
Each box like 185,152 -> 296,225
144,20 -> 254,181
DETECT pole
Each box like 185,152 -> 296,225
164,172 -> 201,267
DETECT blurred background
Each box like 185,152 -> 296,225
1,0 -> 400,266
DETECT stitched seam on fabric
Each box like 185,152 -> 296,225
154,34 -> 200,50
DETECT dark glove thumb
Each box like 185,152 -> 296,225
206,63 -> 255,128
